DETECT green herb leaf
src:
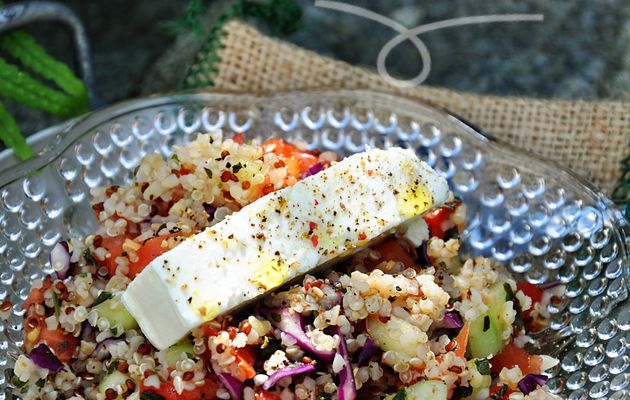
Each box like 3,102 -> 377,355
52,291 -> 61,319
260,337 -> 280,359
141,391 -> 166,400
483,315 -> 490,332
204,167 -> 213,179
83,249 -> 97,266
107,360 -> 119,374
92,291 -> 113,307
475,358 -> 491,375
170,153 -> 180,162
391,388 -> 407,400
316,394 -> 332,400
35,378 -> 46,388
452,385 -> 473,399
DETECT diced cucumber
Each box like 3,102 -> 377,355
386,380 -> 448,400
468,282 -> 512,359
164,341 -> 194,368
98,370 -> 130,394
366,315 -> 426,358
94,297 -> 138,331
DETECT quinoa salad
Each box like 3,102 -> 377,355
11,133 -> 564,400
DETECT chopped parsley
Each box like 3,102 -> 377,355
83,249 -> 96,266
391,388 -> 407,400
204,167 -> 213,179
475,358 -> 491,375
92,291 -> 113,307
141,391 -> 166,400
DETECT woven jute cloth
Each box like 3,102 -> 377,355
188,20 -> 629,195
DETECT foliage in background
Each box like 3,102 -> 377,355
183,0 -> 302,88
0,0 -> 88,160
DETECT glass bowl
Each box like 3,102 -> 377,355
1,90 -> 628,399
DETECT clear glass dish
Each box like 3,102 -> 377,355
0,90 -> 628,399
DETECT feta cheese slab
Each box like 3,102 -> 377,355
122,147 -> 449,349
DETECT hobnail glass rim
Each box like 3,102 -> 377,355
1,90 -> 623,221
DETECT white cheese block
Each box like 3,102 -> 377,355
122,147 -> 449,349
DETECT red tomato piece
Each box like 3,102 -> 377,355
517,282 -> 544,304
422,206 -> 456,239
490,343 -> 542,376
372,239 -> 416,269
23,287 -> 45,310
233,345 -> 257,380
128,235 -> 174,278
453,321 -> 470,359
233,133 -> 245,144
255,391 -> 282,400
141,377 -> 218,400
39,327 -> 79,363
99,235 -> 128,276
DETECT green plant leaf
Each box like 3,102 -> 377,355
0,58 -> 84,117
0,31 -> 88,106
0,102 -> 33,159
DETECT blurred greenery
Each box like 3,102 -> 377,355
0,0 -> 88,160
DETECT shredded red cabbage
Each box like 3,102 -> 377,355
266,307 -> 335,361
50,241 -> 71,280
218,373 -> 244,400
518,374 -> 548,395
263,364 -> 315,390
538,280 -> 562,289
301,163 -> 324,179
357,338 -> 379,366
80,320 -> 93,341
417,241 -> 430,266
203,203 -> 217,220
336,331 -> 357,400
94,338 -> 124,356
443,310 -> 464,329
29,344 -> 64,372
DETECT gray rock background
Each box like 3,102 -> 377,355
287,0 -> 630,100
1,0 -> 629,139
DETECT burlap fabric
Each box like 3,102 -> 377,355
187,20 -> 629,195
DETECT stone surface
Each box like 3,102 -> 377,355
288,0 -> 630,100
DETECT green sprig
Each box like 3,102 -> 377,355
0,58 -> 83,117
0,102 -> 32,159
0,31 -> 87,101
0,0 -> 89,160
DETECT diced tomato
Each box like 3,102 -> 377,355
453,321 -> 470,359
262,138 -> 296,158
39,327 -> 79,363
517,282 -> 544,304
490,343 -> 542,376
517,282 -> 545,331
262,138 -> 319,178
372,239 -> 416,269
128,235 -> 174,278
141,376 -> 218,400
489,385 -> 515,400
200,322 -> 220,338
100,235 -> 128,276
255,391 -> 282,400
23,287 -> 45,310
233,345 -> 257,380
423,205 -> 456,239
233,133 -> 245,144
174,166 -> 193,177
